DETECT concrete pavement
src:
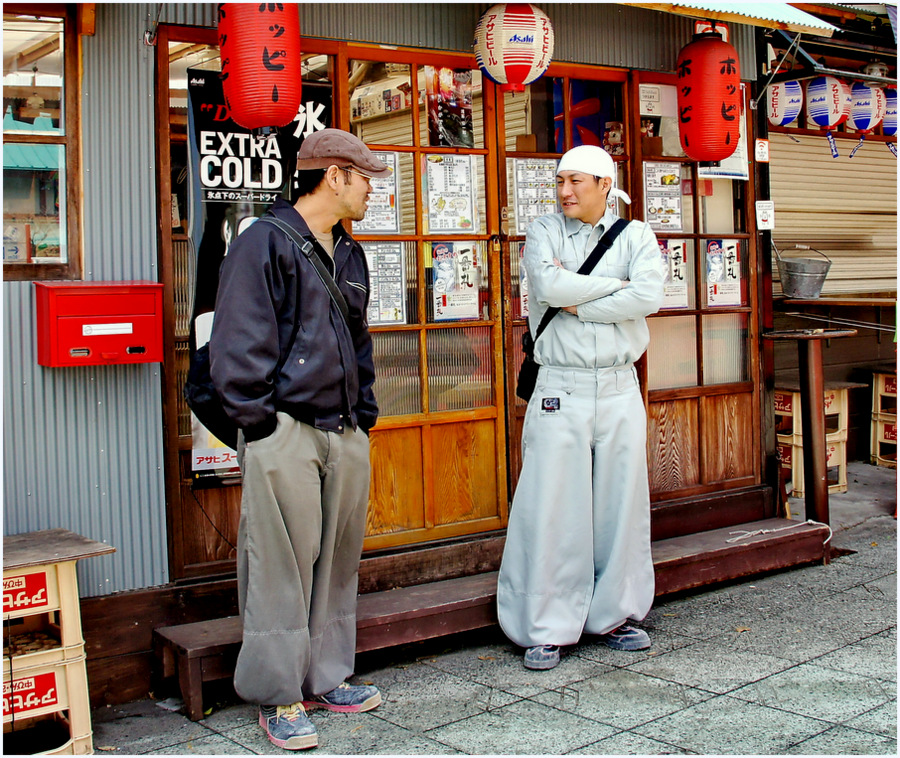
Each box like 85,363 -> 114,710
90,461 -> 897,755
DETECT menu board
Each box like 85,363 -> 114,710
424,154 -> 478,234
355,151 -> 400,234
658,239 -> 689,309
644,162 -> 683,232
432,241 -> 480,321
362,242 -> 406,325
512,158 -> 558,235
706,238 -> 742,307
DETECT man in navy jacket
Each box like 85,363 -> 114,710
210,129 -> 388,750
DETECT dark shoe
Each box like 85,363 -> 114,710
600,625 -> 651,651
258,702 -> 318,750
524,644 -> 560,669
303,682 -> 382,713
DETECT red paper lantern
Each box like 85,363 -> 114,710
218,3 -> 302,130
676,31 -> 741,162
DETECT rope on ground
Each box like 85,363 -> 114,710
726,519 -> 833,546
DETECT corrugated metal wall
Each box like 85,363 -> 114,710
2,3 -> 757,598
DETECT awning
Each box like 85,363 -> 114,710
622,2 -> 840,37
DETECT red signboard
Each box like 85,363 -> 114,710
3,671 -> 59,717
3,572 -> 49,614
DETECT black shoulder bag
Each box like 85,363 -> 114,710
516,218 -> 630,401
183,215 -> 351,450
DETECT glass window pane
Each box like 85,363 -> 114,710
350,61 -> 414,147
658,239 -> 696,310
699,178 -> 745,234
425,241 -> 488,322
3,13 -> 64,135
701,238 -> 749,308
638,83 -> 683,158
556,78 -> 623,153
417,66 -> 483,149
647,315 -> 698,390
372,331 -> 421,416
3,144 -> 66,263
427,326 -> 492,411
702,313 -> 749,385
503,77 -> 555,153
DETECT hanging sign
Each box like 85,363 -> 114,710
432,242 -> 481,321
512,158 -> 558,235
362,242 -> 406,326
658,239 -> 690,309
706,239 -> 742,307
354,151 -> 400,233
424,154 -> 478,234
644,162 -> 683,231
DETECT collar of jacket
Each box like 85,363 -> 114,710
268,197 -> 355,274
564,206 -> 618,239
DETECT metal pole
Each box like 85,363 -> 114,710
797,338 -> 829,523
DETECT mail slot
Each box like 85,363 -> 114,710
35,281 -> 164,367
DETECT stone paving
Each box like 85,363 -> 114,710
90,462 -> 896,755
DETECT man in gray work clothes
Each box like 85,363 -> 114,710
498,145 -> 664,671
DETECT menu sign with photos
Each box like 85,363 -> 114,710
362,242 -> 406,325
354,151 -> 400,234
512,158 -> 558,235
705,238 -> 742,307
432,242 -> 480,321
644,162 -> 683,231
658,239 -> 689,309
425,154 -> 478,234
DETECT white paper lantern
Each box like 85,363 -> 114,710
850,82 -> 883,132
806,76 -> 851,128
883,88 -> 897,137
473,3 -> 554,93
767,81 -> 803,127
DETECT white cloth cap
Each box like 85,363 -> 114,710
556,145 -> 631,205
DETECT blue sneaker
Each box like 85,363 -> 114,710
524,644 -> 560,670
258,702 -> 318,750
600,625 -> 651,651
303,682 -> 382,713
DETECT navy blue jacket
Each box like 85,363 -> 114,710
210,198 -> 378,441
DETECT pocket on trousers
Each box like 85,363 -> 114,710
615,366 -> 637,392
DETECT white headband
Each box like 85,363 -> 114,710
557,145 -> 631,205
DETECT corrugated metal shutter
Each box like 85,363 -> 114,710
769,133 -> 897,294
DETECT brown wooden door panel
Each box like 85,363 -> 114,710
367,427 -> 427,536
701,393 -> 755,483
431,420 -> 500,525
648,399 -> 700,492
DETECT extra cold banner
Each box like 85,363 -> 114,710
186,67 -> 331,478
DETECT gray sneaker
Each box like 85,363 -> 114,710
600,625 -> 651,651
524,644 -> 560,670
303,682 -> 382,713
258,702 -> 318,750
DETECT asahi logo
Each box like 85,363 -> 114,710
190,77 -> 206,87
508,33 -> 534,43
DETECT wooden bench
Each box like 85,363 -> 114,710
152,572 -> 498,721
153,518 -> 830,721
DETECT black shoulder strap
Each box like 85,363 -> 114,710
533,217 -> 631,343
261,215 -> 352,327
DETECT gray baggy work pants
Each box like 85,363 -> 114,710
497,364 -> 655,647
233,412 -> 371,706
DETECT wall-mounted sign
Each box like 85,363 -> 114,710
424,154 -> 478,234
512,158 -> 558,235
658,239 -> 689,309
362,241 -> 406,325
432,241 -> 480,321
355,151 -> 400,234
644,162 -> 683,232
706,238 -> 742,307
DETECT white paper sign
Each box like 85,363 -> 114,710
433,242 -> 480,321
362,242 -> 406,325
756,200 -> 775,230
658,239 -> 690,309
425,154 -> 478,234
512,158 -> 558,235
355,152 -> 400,234
644,162 -> 683,232
706,239 -> 742,307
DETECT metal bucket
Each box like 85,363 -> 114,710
774,243 -> 831,299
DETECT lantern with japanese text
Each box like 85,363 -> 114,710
806,75 -> 851,157
766,80 -> 803,127
473,3 -> 554,93
217,3 -> 302,130
675,31 -> 741,162
848,82 -> 884,158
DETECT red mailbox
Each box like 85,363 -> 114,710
35,281 -> 164,367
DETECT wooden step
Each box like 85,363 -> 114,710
152,517 -> 829,719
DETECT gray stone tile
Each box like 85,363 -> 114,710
844,700 -> 898,738
570,730 -> 697,754
626,640 -> 795,694
633,696 -> 829,755
747,559 -> 893,598
531,668 -> 713,730
778,588 -> 896,642
730,662 -> 895,724
222,711 -> 461,755
152,733 -> 254,754
785,724 -> 898,755
831,518 -> 898,569
90,700 -> 214,754
355,658 -> 518,732
200,701 -> 258,731
425,698 -> 616,755
424,640 -> 612,698
573,628 -> 700,668
844,572 -> 898,604
811,631 -> 898,682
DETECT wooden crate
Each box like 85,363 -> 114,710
777,440 -> 848,497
